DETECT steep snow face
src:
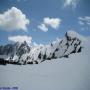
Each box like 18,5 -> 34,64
0,31 -> 85,65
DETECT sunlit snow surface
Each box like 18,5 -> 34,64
0,38 -> 90,90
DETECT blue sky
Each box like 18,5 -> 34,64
0,0 -> 90,45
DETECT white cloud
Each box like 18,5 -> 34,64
44,17 -> 61,29
78,16 -> 90,26
0,7 -> 30,31
38,17 -> 61,32
37,23 -> 48,32
8,35 -> 32,44
63,0 -> 79,8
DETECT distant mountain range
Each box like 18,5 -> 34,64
0,31 -> 84,65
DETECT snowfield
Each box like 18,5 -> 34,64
0,37 -> 90,90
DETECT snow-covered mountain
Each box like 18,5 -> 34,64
0,31 -> 90,90
0,31 -> 85,65
0,33 -> 89,90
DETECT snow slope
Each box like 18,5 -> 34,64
0,36 -> 90,90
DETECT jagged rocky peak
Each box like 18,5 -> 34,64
16,41 -> 30,52
14,41 -> 29,49
65,31 -> 79,38
65,31 -> 86,41
0,31 -> 84,65
14,41 -> 30,58
0,41 -> 30,55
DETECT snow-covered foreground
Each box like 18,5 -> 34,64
0,39 -> 90,90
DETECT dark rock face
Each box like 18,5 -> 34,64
0,58 -> 7,65
0,31 -> 83,65
16,41 -> 30,56
0,44 -> 14,55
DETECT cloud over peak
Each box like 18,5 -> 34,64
8,35 -> 32,44
0,7 -> 30,31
